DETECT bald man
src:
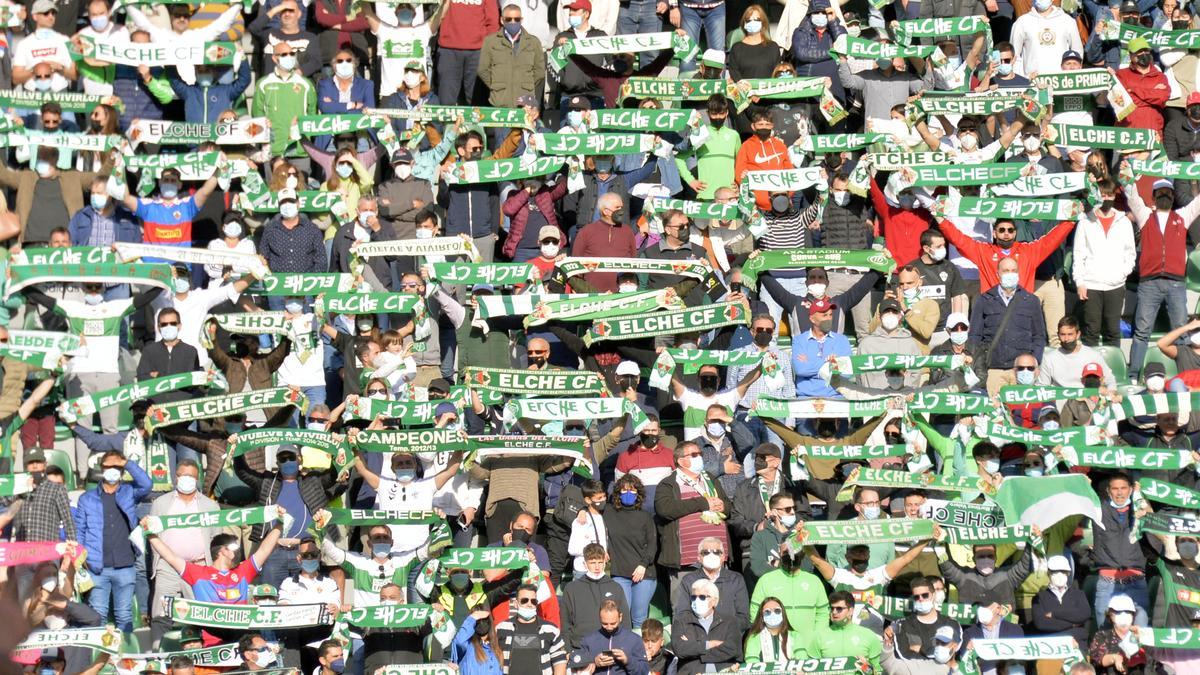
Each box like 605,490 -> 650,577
571,192 -> 636,291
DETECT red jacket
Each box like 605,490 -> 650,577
501,181 -> 568,258
870,176 -> 930,267
1138,209 -> 1188,279
937,217 -> 1075,292
1117,65 -> 1171,136
735,134 -> 794,210
571,220 -> 637,291
437,0 -> 500,50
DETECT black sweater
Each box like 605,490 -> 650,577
603,505 -> 659,579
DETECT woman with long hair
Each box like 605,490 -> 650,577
727,5 -> 783,81
603,474 -> 658,629
451,609 -> 503,675
78,103 -> 119,172
744,597 -> 806,663
318,146 -> 373,242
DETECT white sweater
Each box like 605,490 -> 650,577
1072,209 -> 1137,292
1010,7 -> 1082,78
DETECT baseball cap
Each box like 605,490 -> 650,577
435,402 -> 457,417
428,378 -> 451,395
568,95 -> 592,111
945,312 -> 969,330
1128,36 -> 1152,54
1108,594 -> 1137,613
31,0 -> 56,13
278,188 -> 298,203
252,584 -> 278,598
1046,555 -> 1071,573
754,443 -> 782,458
403,60 -> 424,72
1036,405 -> 1059,422
565,0 -> 592,10
1146,362 -> 1167,378
1120,0 -> 1139,12
701,49 -> 725,68
616,360 -> 640,377
1061,50 -> 1082,64
471,283 -> 495,294
538,225 -> 561,242
178,625 -> 203,642
516,94 -> 538,108
1081,362 -> 1104,379
1153,178 -> 1175,191
390,148 -> 414,165
1188,92 -> 1200,107
879,298 -> 903,314
933,626 -> 956,643
810,0 -> 830,11
24,449 -> 46,465
808,298 -> 837,316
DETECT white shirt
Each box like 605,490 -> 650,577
372,19 -> 432,99
205,237 -> 258,285
75,23 -> 129,96
153,284 -> 242,367
568,510 -> 608,573
14,29 -> 73,92
1010,7 -> 1083,78
375,476 -> 437,553
276,313 -> 327,388
278,573 -> 341,605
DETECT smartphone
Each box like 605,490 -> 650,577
730,281 -> 742,293
601,650 -> 614,658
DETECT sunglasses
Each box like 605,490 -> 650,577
699,549 -> 722,556
527,349 -> 549,356
994,227 -> 1016,234
763,608 -> 782,616
367,388 -> 388,395
335,58 -> 353,64
300,552 -> 319,560
159,321 -> 179,327
516,597 -> 537,606
690,595 -> 709,601
502,16 -> 521,22
830,605 -> 850,612
912,592 -> 931,600
307,417 -> 328,425
1015,365 -> 1036,372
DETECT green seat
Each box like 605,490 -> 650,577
1188,248 -> 1200,293
1142,343 -> 1178,379
1095,345 -> 1127,384
41,449 -> 75,491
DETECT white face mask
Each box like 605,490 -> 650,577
279,202 -> 299,219
928,246 -> 947,262
831,190 -> 849,206
540,243 -> 560,258
334,61 -> 354,79
949,330 -> 969,345
691,598 -> 710,617
516,605 -> 537,620
43,614 -> 66,630
619,283 -> 638,293
881,313 -> 901,331
1050,571 -> 1069,589
395,164 -> 412,180
1016,369 -> 1035,385
913,599 -> 934,614
933,645 -> 953,664
807,283 -> 827,298
1023,135 -> 1042,154
285,175 -> 299,190
403,71 -> 422,89
861,505 -> 880,520
585,570 -> 606,580
701,553 -> 722,570
780,513 -> 796,528
175,475 -> 198,494
40,577 -> 57,593
1000,271 -> 1020,290
415,228 -> 434,239
976,606 -> 994,625
1112,612 -> 1133,628
959,133 -> 978,150
933,590 -> 946,606
687,455 -> 704,474
984,459 -> 1001,474
102,468 -> 121,484
1147,375 -> 1166,391
223,222 -> 243,238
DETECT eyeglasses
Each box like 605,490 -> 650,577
994,226 -> 1016,234
502,16 -> 521,22
1015,365 -> 1036,372
858,500 -> 880,507
367,388 -> 388,395
516,597 -> 537,606
699,549 -> 722,556
159,321 -> 179,327
912,592 -> 931,600
830,605 -> 850,613
299,552 -> 319,560
776,506 -> 796,514
752,327 -> 774,334
690,595 -> 709,601
763,608 -> 782,616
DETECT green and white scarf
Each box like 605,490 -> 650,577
794,444 -> 909,460
1116,392 -> 1200,419
911,163 -> 1027,187
555,256 -> 712,280
316,509 -> 441,527
741,168 -> 827,193
503,397 -> 650,432
1098,18 -> 1200,49
751,396 -> 892,419
1136,628 -> 1200,649
533,132 -> 657,156
968,636 -> 1083,662
142,505 -> 282,535
796,132 -> 890,153
228,428 -> 350,471
462,367 -> 607,396
830,354 -> 963,375
238,190 -> 348,216
830,34 -> 940,60
318,292 -> 422,316
1130,158 -> 1200,179
921,499 -> 1006,528
1139,477 -> 1200,510
915,89 -> 1030,117
875,597 -> 992,625
115,242 -> 267,278
869,151 -> 954,171
894,15 -> 989,44
125,118 -> 271,148
931,196 -> 1085,221
524,289 -> 682,326
987,172 -> 1089,197
365,105 -> 532,129
373,666 -> 457,675
76,37 -> 238,66
1059,445 -> 1193,471
1032,68 -> 1136,120
354,237 -> 480,262
653,347 -> 764,376
146,387 -> 306,431
7,330 -> 82,354
1135,513 -> 1200,538
15,627 -> 123,655
619,77 -> 732,102
428,262 -> 538,287
249,273 -> 358,296
468,436 -> 587,473
450,156 -> 566,184
549,32 -> 697,71
0,347 -> 63,371
998,385 -> 1100,404
741,248 -> 896,289
0,129 -> 121,152
1049,122 -> 1158,150
590,108 -> 702,133
13,245 -> 115,266
352,427 -> 465,454
439,547 -> 530,570
0,89 -> 122,113
343,604 -> 434,629
202,312 -> 317,363
583,301 -> 750,346
117,644 -> 242,670
838,467 -> 991,501
938,524 -> 1036,547
58,370 -> 223,423
5,262 -> 173,297
791,518 -> 934,546
906,391 -> 998,416
475,293 -> 568,320
976,421 -> 1103,447
165,598 -> 333,629
343,397 -> 455,424
289,114 -> 386,141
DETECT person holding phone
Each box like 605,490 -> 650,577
570,599 -> 649,675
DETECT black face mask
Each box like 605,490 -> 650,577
619,376 -> 638,391
754,456 -> 769,471
1156,193 -> 1175,210
884,433 -> 904,445
849,559 -> 869,573
29,471 -> 44,485
613,59 -> 631,74
89,118 -> 103,132
610,209 -> 626,224
1100,199 -> 1115,211
754,127 -> 772,140
1135,52 -> 1153,67
1083,376 -> 1102,388
710,116 -> 726,129
699,375 -> 719,393
771,194 -> 790,213
753,331 -> 773,347
1189,105 -> 1200,121
528,356 -> 547,368
511,529 -> 531,544
467,149 -> 483,161
640,433 -> 659,447
1178,20 -> 1193,30
1060,339 -> 1078,353
474,619 -> 491,636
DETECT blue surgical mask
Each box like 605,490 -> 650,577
998,62 -> 1014,76
278,55 -> 297,72
90,193 -> 108,211
691,598 -> 709,616
160,183 -> 179,199
568,13 -> 583,27
90,15 -> 109,30
300,559 -> 320,573
397,9 -> 414,23
160,324 -> 179,341
285,300 -> 303,314
279,460 -> 299,477
504,20 -> 521,36
280,202 -> 299,219
812,13 -> 828,27
619,491 -> 637,506
744,19 -> 762,33
1016,369 -> 1035,385
763,609 -> 783,627
394,469 -> 416,482
334,61 -> 354,79
372,542 -> 392,558
329,658 -> 345,673
173,277 -> 191,294
861,505 -> 881,520
197,73 -> 214,87
33,78 -> 52,92
984,459 -> 1001,474
567,110 -> 584,127
946,56 -> 962,70
1042,420 -> 1060,431
336,163 -> 353,178
84,293 -> 103,306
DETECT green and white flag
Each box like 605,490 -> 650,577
751,396 -> 893,419
992,474 -> 1103,530
742,168 -> 827,193
1139,477 -> 1200,510
988,172 -> 1088,197
15,627 -> 123,655
462,367 -> 607,397
998,385 -> 1099,404
524,289 -> 682,327
932,196 -> 1085,221
589,108 -> 702,133
533,132 -> 657,156
1049,123 -> 1158,150
439,547 -> 530,570
428,262 -> 539,287
142,505 -> 281,535
58,370 -> 223,423
741,248 -> 895,289
894,15 -> 989,43
451,156 -> 566,184
504,397 -> 650,432
583,301 -> 750,346
352,428 -> 465,454
165,598 -> 333,629
549,31 -> 697,71
792,518 -> 934,545
355,236 -> 480,262
912,163 -> 1027,187
76,36 -> 237,66
249,273 -> 358,297
5,262 -> 174,297
1117,392 -> 1200,419
125,118 -> 271,148
289,114 -> 386,141
146,387 -> 306,431
1059,445 -> 1193,471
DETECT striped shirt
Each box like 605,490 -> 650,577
761,200 -> 820,251
496,618 -> 568,675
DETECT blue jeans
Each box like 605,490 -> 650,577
260,545 -> 301,588
1093,574 -> 1150,628
679,4 -> 726,68
1129,277 -> 1187,379
617,0 -> 662,66
613,575 -> 657,628
89,565 -> 136,632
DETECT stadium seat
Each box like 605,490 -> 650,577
41,449 -> 75,491
1142,343 -> 1178,379
1095,345 -> 1127,384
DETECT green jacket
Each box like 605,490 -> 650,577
252,70 -> 316,157
747,526 -> 787,588
805,622 -> 882,674
477,30 -> 546,108
674,125 -> 740,200
749,568 -> 829,635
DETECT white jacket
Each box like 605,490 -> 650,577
1072,209 -> 1137,292
1010,7 -> 1082,78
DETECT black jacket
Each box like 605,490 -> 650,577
653,472 -> 732,570
136,341 -> 201,403
727,475 -> 807,560
968,286 -> 1046,370
233,455 -> 344,541
669,610 -> 743,675
818,196 -> 873,250
560,574 -> 632,650
672,567 -> 750,632
1032,585 -> 1090,646
553,27 -> 606,97
939,545 -> 1032,607
328,220 -> 398,289
1091,499 -> 1148,570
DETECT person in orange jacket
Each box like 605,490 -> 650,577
734,108 -> 798,211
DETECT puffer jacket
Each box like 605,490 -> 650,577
478,30 -> 547,108
818,196 -> 873,250
113,67 -> 165,130
74,461 -> 153,573
790,19 -> 845,101
967,286 -> 1047,370
938,545 -> 1032,606
501,180 -> 569,257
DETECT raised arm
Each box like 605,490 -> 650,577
352,449 -> 381,490
143,521 -> 187,574
806,545 -> 836,580
885,536 -> 934,579
433,451 -> 463,490
251,511 -> 287,568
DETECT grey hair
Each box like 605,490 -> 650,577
674,441 -> 699,460
690,578 -> 719,601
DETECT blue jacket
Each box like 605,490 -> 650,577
74,460 -> 152,573
68,205 -> 142,246
317,76 -> 377,114
113,67 -> 165,130
170,60 -> 253,124
791,19 -> 845,81
451,616 -> 505,675
573,626 -> 650,675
